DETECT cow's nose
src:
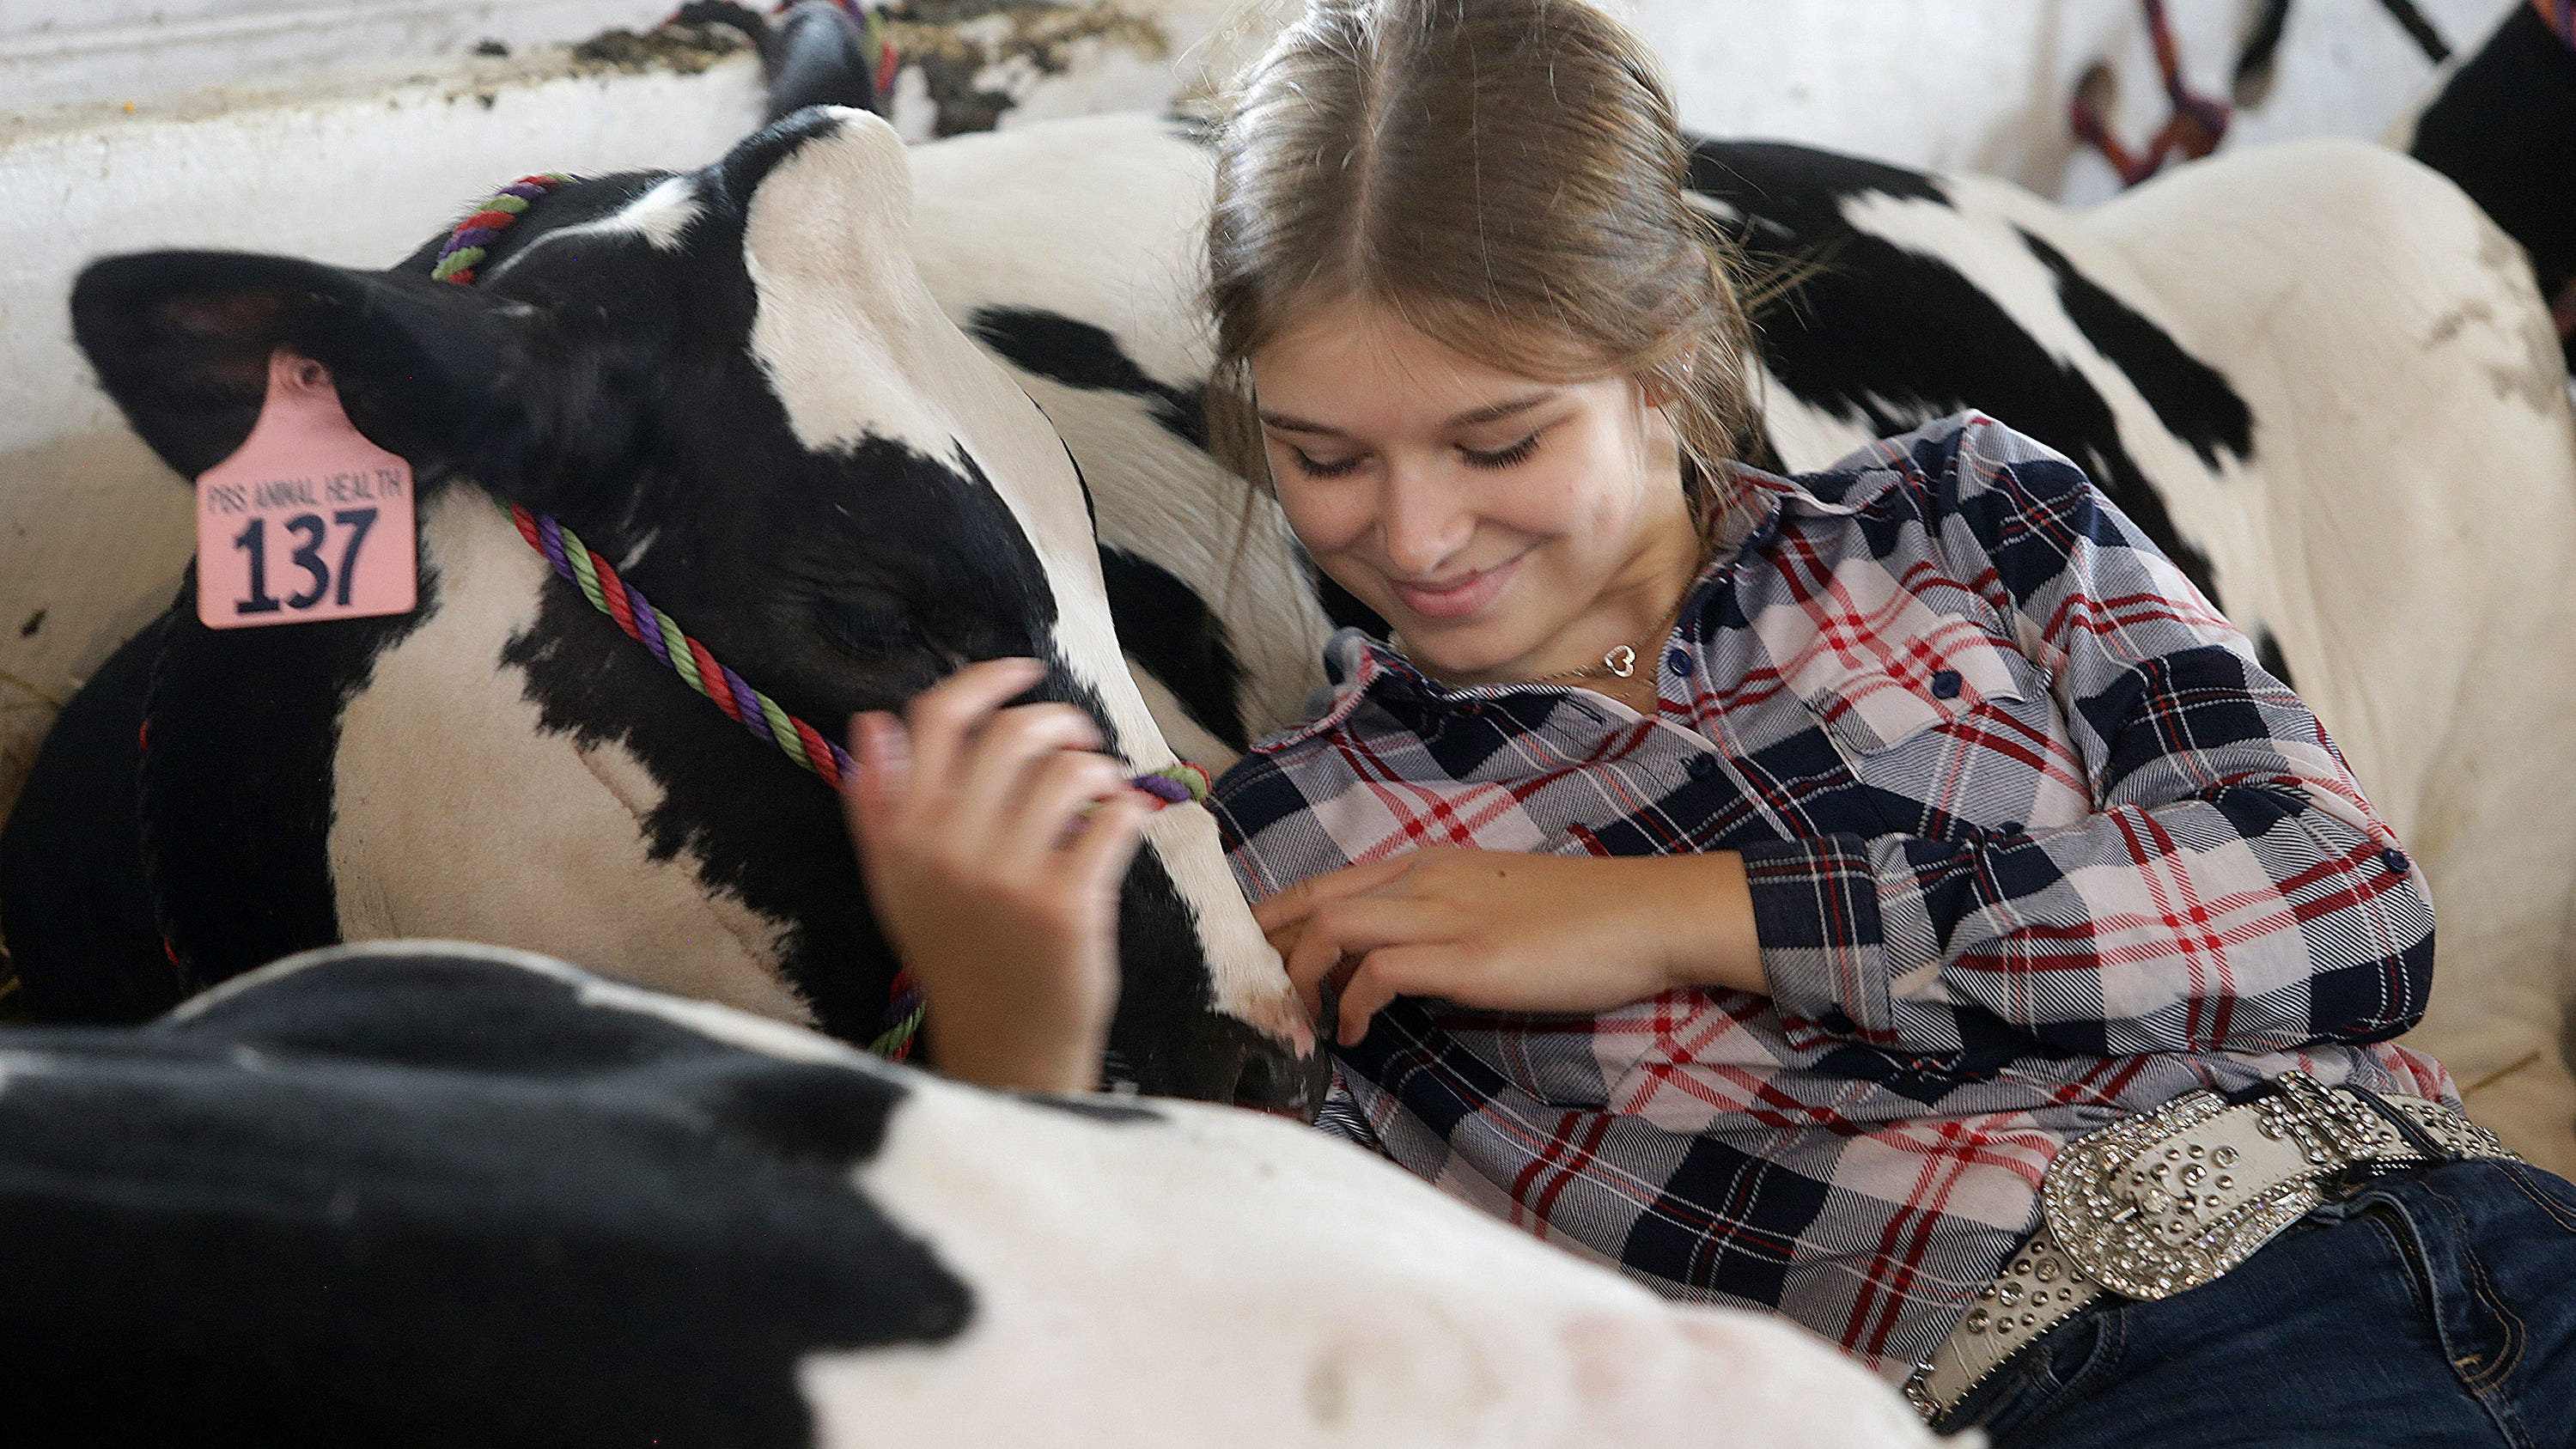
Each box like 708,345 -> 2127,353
1232,1036 -> 1331,1123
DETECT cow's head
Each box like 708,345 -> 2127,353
70,108 -> 1320,1112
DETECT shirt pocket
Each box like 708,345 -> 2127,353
1780,615 -> 2043,758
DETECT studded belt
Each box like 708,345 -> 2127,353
1903,1071 -> 2515,1425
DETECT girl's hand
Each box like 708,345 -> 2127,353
1254,848 -> 1767,1047
840,658 -> 1153,1093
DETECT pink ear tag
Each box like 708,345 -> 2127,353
195,350 -> 418,630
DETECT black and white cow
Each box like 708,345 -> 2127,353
0,940 -> 1938,1446
891,113 -> 2576,1173
0,108 -> 1317,1110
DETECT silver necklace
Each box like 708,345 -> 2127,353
1392,586 -> 1693,687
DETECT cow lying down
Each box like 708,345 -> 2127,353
0,941 -> 1941,1448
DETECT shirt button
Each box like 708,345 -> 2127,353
1685,753 -> 1720,781
1930,668 -> 1964,700
2382,847 -> 2410,875
1666,647 -> 1694,678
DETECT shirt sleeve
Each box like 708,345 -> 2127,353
1742,417 -> 2434,1060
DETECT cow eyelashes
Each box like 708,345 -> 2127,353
1286,431 -> 1546,479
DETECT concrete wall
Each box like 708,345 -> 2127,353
0,0 -> 2527,822
0,1 -> 692,109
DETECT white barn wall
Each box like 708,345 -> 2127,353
1620,0 -> 2514,203
0,0 -> 2524,822
0,0 -> 695,110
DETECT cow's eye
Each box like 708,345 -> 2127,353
819,590 -> 929,657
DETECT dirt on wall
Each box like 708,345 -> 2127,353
880,0 -> 1170,137
570,20 -> 756,77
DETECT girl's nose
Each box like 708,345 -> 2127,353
1378,460 -> 1475,576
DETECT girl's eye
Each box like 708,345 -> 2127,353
1291,449 -> 1366,479
1461,432 -> 1543,470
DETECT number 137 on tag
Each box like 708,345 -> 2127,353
227,506 -> 384,615
196,351 -> 419,630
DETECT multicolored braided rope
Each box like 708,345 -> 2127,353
506,504 -> 1213,807
430,174 -> 571,284
438,172 -> 1213,1060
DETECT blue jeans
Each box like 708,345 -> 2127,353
1945,1160 -> 2576,1446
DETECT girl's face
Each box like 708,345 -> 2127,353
1248,297 -> 1699,687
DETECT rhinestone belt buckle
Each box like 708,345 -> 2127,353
2040,1074 -> 2380,1301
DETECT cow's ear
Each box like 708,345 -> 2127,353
70,251 -> 539,483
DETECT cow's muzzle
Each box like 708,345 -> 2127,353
1105,1010 -> 1328,1123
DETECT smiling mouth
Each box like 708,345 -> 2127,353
1388,549 -> 1530,623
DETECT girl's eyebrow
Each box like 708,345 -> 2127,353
1258,389 -> 1562,438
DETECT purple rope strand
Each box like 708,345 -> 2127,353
536,516 -> 572,580
623,577 -> 672,667
721,665 -> 772,744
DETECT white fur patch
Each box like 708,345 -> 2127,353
326,488 -> 813,1026
798,1076 -> 1934,1446
905,115 -> 1340,746
484,175 -> 703,281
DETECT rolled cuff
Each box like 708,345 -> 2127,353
1737,833 -> 1896,1038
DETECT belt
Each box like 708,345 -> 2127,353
1903,1071 -> 2515,1425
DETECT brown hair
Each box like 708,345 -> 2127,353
1203,0 -> 1765,541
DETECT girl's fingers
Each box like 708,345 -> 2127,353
1252,853 -> 1420,935
1065,786 -> 1152,899
841,710 -> 910,861
1334,945 -> 1454,1047
1282,895 -> 1447,1021
952,703 -> 1107,831
1002,748 -> 1130,867
901,657 -> 1047,802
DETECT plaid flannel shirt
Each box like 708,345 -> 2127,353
1213,413 -> 2452,1381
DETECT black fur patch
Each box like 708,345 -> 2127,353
2015,228 -> 2254,469
140,565 -> 433,995
967,305 -> 1209,451
1099,546 -> 1247,750
0,947 -> 970,1448
0,611 -> 177,1020
2410,4 -> 2576,369
1690,138 -> 2237,614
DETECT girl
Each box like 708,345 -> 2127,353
842,0 -> 2576,1440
